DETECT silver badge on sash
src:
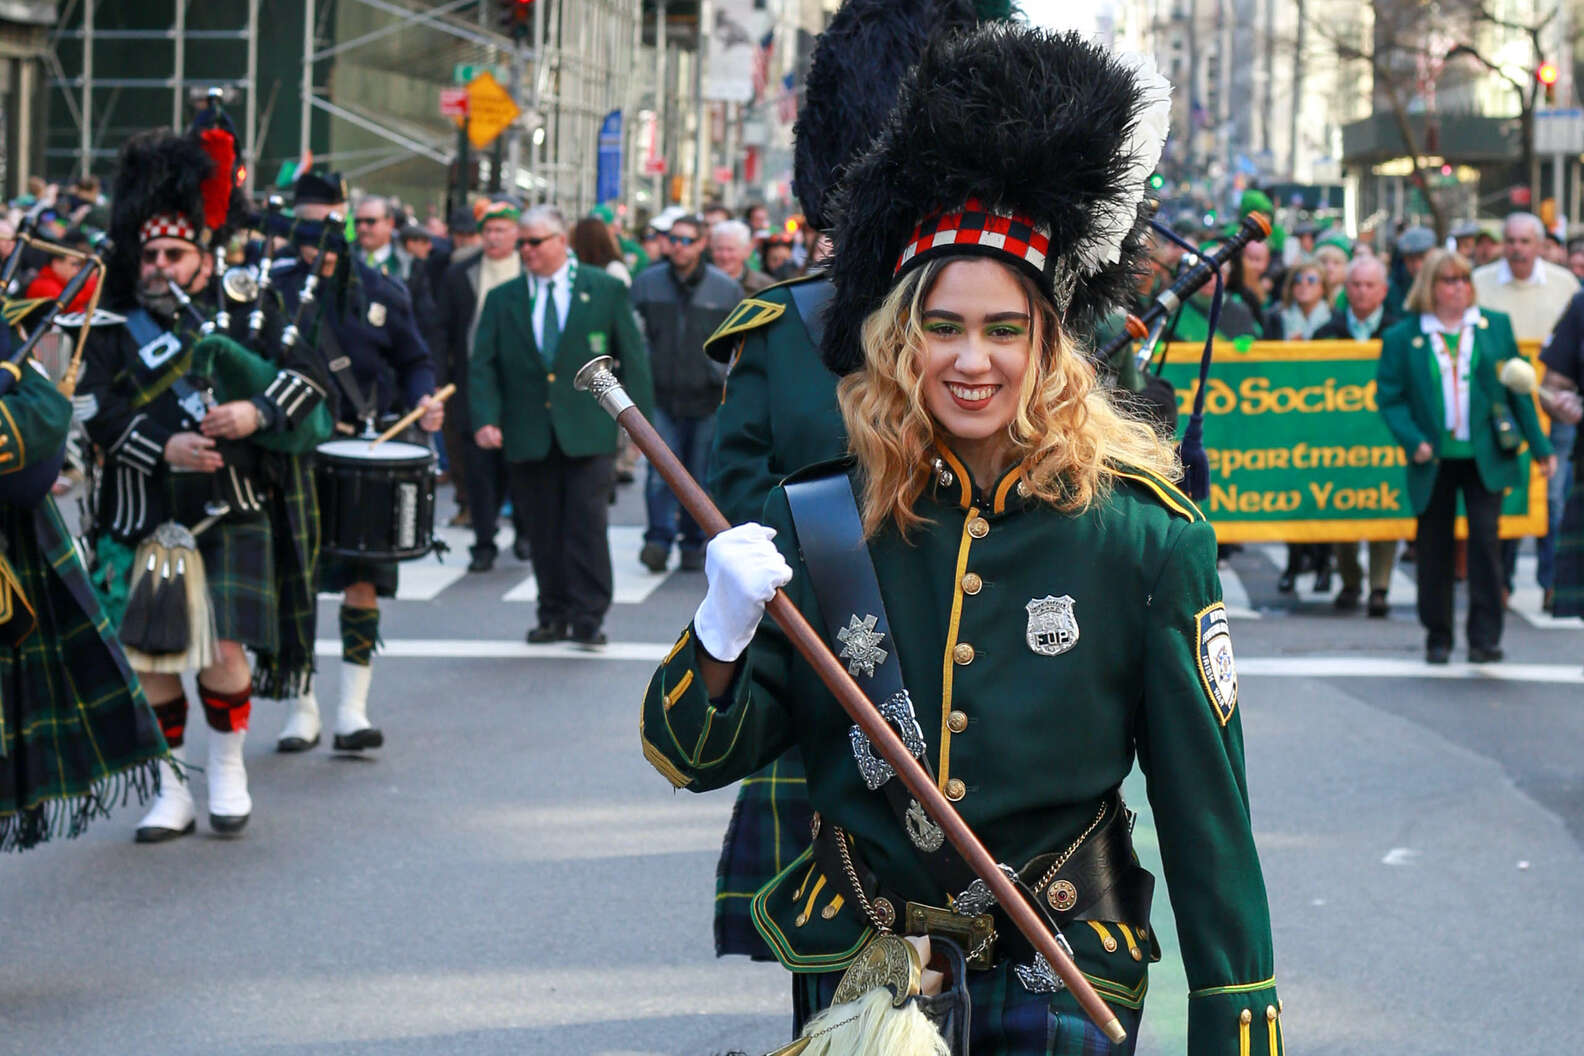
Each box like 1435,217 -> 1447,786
837,613 -> 888,677
904,799 -> 945,852
367,302 -> 387,327
849,690 -> 925,790
1025,595 -> 1079,656
137,331 -> 184,371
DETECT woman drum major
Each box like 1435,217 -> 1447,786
639,27 -> 1284,1056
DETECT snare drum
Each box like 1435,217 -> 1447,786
314,438 -> 437,561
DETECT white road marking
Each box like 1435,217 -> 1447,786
1510,554 -> 1581,630
336,640 -> 1584,682
500,526 -> 672,604
1381,847 -> 1419,866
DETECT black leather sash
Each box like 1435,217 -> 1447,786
788,274 -> 833,353
784,472 -> 975,895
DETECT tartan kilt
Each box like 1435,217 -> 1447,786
791,958 -> 1143,1056
715,749 -> 815,959
1552,482 -> 1584,618
318,553 -> 398,597
1,500 -> 167,852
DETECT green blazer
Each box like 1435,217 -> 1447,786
1375,309 -> 1552,516
470,265 -> 653,462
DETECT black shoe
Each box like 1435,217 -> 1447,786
135,819 -> 196,844
1426,644 -> 1451,665
1312,567 -> 1332,593
615,467 -> 636,484
513,538 -> 532,562
526,624 -> 565,644
1367,589 -> 1389,618
639,542 -> 669,572
1334,587 -> 1360,611
333,727 -> 384,751
276,732 -> 320,753
468,549 -> 496,573
679,549 -> 705,572
569,627 -> 607,649
208,813 -> 250,836
1468,646 -> 1504,663
1277,570 -> 1297,593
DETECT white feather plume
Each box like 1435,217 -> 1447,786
1078,49 -> 1173,275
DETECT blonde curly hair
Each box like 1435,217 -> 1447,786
837,258 -> 1181,538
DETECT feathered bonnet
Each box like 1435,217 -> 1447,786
106,97 -> 243,303
819,25 -> 1172,374
791,0 -> 989,233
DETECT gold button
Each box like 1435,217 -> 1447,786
546,372 -> 556,383
945,778 -> 966,801
967,517 -> 989,538
947,710 -> 968,733
961,572 -> 982,595
544,401 -> 553,408
821,902 -> 839,920
1266,1005 -> 1278,1022
952,642 -> 975,665
1239,1010 -> 1253,1026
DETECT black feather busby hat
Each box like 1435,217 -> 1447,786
106,130 -> 222,303
792,0 -> 983,232
820,25 -> 1172,374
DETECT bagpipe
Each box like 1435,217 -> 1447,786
0,236 -> 109,508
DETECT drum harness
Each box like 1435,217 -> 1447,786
782,473 -> 1158,992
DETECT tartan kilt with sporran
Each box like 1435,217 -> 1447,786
318,553 -> 398,597
1,498 -> 168,851
94,472 -> 277,653
714,749 -> 815,959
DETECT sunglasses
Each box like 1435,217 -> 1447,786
517,234 -> 562,248
141,246 -> 195,264
669,235 -> 699,247
1295,273 -> 1321,284
1436,274 -> 1471,285
353,216 -> 383,227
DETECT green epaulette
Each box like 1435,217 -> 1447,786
1112,464 -> 1206,522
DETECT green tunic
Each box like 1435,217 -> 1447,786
641,452 -> 1283,1055
0,363 -> 167,851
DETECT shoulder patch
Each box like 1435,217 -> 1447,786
707,297 -> 787,351
1194,602 -> 1238,725
1113,467 -> 1205,522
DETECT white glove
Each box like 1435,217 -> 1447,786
693,523 -> 793,663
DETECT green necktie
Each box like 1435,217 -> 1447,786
539,278 -> 561,366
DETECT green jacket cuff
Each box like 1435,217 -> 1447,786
640,623 -> 760,789
1188,982 -> 1284,1056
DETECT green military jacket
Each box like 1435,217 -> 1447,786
1376,309 -> 1552,516
470,266 -> 653,462
705,275 -> 847,525
642,449 -> 1284,1055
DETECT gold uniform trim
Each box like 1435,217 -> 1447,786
936,505 -> 978,792
1189,975 -> 1277,998
991,466 -> 1024,514
641,738 -> 691,789
663,628 -> 693,665
0,399 -> 25,474
706,297 -> 787,349
1112,468 -> 1203,522
663,668 -> 694,711
933,442 -> 973,508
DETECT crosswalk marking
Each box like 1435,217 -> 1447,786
329,638 -> 1583,681
500,526 -> 672,604
1509,554 -> 1577,630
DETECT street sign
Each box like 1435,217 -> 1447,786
463,71 -> 522,150
643,157 -> 667,175
1535,107 -> 1584,154
596,110 -> 623,205
439,87 -> 468,119
452,63 -> 502,85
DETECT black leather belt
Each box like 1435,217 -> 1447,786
812,792 -> 1155,971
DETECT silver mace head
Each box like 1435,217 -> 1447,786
573,355 -> 633,419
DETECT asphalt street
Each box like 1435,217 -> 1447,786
4,479 -> 1583,1055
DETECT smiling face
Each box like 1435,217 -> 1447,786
918,258 -> 1034,460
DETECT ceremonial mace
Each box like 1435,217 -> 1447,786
574,356 -> 1127,1045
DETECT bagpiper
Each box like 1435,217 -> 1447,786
642,26 -> 1284,1054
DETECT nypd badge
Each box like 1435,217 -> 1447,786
1195,603 -> 1239,725
367,302 -> 387,327
1025,595 -> 1079,656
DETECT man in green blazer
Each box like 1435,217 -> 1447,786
471,204 -> 653,647
1376,298 -> 1553,661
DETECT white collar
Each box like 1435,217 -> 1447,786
366,242 -> 392,263
1419,307 -> 1482,335
1495,258 -> 1546,286
534,257 -> 574,291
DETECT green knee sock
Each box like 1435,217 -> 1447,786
340,605 -> 380,667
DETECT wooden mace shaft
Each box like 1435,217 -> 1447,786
609,396 -> 1126,1045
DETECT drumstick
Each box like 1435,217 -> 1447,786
367,383 -> 454,449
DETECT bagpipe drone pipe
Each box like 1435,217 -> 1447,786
0,239 -> 108,508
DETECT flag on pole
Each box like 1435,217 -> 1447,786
752,30 -> 775,102
777,72 -> 798,124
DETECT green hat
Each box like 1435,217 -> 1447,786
1316,231 -> 1353,257
1239,189 -> 1274,219
590,203 -> 615,224
480,199 -> 520,223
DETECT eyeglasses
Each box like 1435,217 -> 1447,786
1435,274 -> 1471,285
517,234 -> 562,248
353,216 -> 383,227
141,246 -> 195,265
1295,273 -> 1321,284
669,235 -> 699,247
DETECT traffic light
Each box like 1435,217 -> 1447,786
1538,60 -> 1559,104
500,0 -> 533,43
1148,172 -> 1165,192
